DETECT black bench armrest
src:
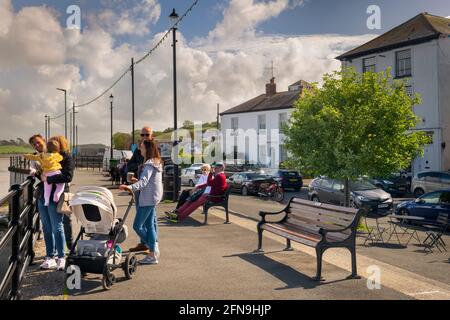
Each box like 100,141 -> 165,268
259,208 -> 288,223
206,194 -> 225,201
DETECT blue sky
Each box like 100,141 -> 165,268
11,0 -> 450,42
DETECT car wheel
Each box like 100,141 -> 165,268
311,195 -> 320,203
189,180 -> 195,187
241,186 -> 248,196
413,188 -> 425,198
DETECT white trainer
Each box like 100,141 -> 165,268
154,243 -> 160,260
40,257 -> 57,270
56,258 -> 66,271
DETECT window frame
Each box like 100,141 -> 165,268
363,56 -> 376,73
395,49 -> 412,79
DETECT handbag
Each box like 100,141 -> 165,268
57,193 -> 74,216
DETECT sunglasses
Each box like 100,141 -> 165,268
140,134 -> 151,137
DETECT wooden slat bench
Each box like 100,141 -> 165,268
256,198 -> 364,281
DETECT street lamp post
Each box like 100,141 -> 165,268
170,8 -> 180,201
110,94 -> 114,161
57,88 -> 67,139
45,115 -> 48,140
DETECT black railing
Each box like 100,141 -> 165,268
9,156 -> 30,172
74,156 -> 106,172
0,177 -> 39,300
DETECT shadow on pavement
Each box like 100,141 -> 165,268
224,251 -> 351,290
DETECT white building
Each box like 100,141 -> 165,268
337,13 -> 450,175
220,78 -> 312,168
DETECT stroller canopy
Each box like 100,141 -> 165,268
70,187 -> 118,235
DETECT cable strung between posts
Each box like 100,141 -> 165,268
71,0 -> 200,109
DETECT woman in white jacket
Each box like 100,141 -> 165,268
120,140 -> 163,265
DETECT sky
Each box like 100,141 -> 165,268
1,0 -> 449,145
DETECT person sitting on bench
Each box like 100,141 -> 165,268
173,164 -> 211,211
167,163 -> 227,223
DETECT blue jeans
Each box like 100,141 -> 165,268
135,198 -> 158,246
37,197 -> 66,258
133,206 -> 158,252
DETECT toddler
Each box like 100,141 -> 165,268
25,140 -> 64,206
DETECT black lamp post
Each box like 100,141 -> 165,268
170,8 -> 180,201
57,88 -> 67,139
110,94 -> 114,161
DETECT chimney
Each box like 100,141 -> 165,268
266,77 -> 276,96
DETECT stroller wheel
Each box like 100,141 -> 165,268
102,265 -> 116,291
123,254 -> 138,279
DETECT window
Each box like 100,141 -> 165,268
258,114 -> 266,131
279,113 -> 288,133
425,172 -> 442,183
332,181 -> 344,192
440,173 -> 450,184
419,192 -> 440,204
440,192 -> 450,204
405,85 -> 414,98
231,118 -> 239,131
396,49 -> 412,78
321,179 -> 333,189
279,144 -> 288,163
363,57 -> 376,73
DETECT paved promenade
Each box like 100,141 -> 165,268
21,170 -> 450,300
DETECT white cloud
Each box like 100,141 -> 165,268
93,0 -> 161,36
0,0 -> 375,145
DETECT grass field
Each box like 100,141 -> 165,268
0,145 -> 33,155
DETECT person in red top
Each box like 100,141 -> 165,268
168,163 -> 227,222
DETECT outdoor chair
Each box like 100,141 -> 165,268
423,213 -> 449,253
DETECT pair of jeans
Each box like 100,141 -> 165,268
133,206 -> 158,252
134,198 -> 158,246
37,197 -> 66,258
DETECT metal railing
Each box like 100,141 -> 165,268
0,177 -> 39,300
74,156 -> 106,171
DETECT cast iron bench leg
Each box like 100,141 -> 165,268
284,239 -> 294,251
347,247 -> 361,280
313,247 -> 325,282
255,227 -> 264,253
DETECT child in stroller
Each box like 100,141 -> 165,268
67,186 -> 138,290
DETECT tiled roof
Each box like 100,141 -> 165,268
337,13 -> 450,60
220,90 -> 301,116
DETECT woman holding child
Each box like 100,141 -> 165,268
28,135 -> 74,271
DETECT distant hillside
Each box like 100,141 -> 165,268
0,145 -> 33,155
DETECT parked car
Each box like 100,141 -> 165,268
263,169 -> 303,192
395,189 -> 450,223
369,175 -> 409,197
411,171 -> 450,198
228,172 -> 274,196
308,177 -> 393,216
181,168 -> 202,186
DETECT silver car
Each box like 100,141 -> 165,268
411,171 -> 450,197
181,168 -> 202,187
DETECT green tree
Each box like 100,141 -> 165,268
285,68 -> 429,206
113,133 -> 131,150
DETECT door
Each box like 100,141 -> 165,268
424,172 -> 443,193
411,191 -> 441,221
318,178 -> 334,204
331,180 -> 345,206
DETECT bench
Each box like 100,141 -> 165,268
203,186 -> 231,225
256,198 -> 364,281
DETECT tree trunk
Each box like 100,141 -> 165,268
344,177 -> 350,207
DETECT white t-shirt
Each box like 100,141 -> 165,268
196,174 -> 211,194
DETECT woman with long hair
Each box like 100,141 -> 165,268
120,140 -> 163,265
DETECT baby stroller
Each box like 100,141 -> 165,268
67,186 -> 138,290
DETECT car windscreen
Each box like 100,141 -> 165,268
350,180 -> 377,191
